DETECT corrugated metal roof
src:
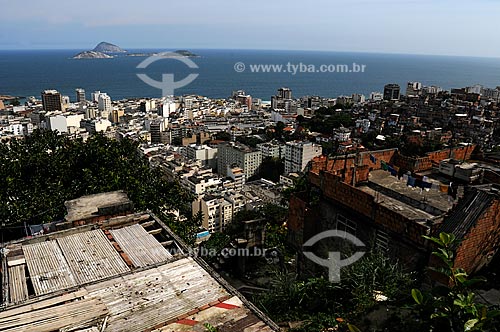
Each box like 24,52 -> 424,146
110,224 -> 171,268
440,188 -> 494,240
23,241 -> 77,296
56,229 -> 130,284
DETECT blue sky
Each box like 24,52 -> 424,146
0,0 -> 499,57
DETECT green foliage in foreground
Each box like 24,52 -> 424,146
0,130 -> 197,243
410,233 -> 500,332
253,251 -> 414,332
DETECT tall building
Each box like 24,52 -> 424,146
277,87 -> 292,99
383,84 -> 401,101
185,144 -> 218,169
148,119 -> 165,144
41,90 -> 64,112
75,88 -> 86,102
91,91 -> 101,103
406,82 -> 422,96
98,93 -> 112,113
217,142 -> 262,179
284,141 -> 323,175
111,109 -> 124,124
271,87 -> 292,109
257,141 -> 284,159
192,195 -> 234,232
369,92 -> 383,101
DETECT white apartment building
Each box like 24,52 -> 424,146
192,195 -> 234,233
227,166 -> 245,190
217,143 -> 262,179
284,141 -> 323,175
185,144 -> 218,169
334,127 -> 352,142
182,174 -> 222,196
257,141 -> 284,159
98,93 -> 112,113
369,92 -> 383,101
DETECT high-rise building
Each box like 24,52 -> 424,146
284,141 -> 323,175
369,92 -> 383,101
91,91 -> 101,103
75,88 -> 86,102
41,90 -> 64,112
383,84 -> 401,101
149,119 -> 165,144
278,87 -> 292,99
192,195 -> 234,232
111,109 -> 124,124
97,93 -> 112,113
406,82 -> 422,96
271,87 -> 293,109
217,142 -> 262,179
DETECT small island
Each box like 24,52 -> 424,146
72,42 -> 198,59
93,41 -> 127,53
72,51 -> 114,59
173,50 -> 198,57
126,50 -> 199,57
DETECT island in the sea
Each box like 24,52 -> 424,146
126,50 -> 199,57
93,41 -> 127,53
72,42 -> 198,59
72,51 -> 114,59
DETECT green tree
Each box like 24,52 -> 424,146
0,130 -> 195,242
411,233 -> 500,332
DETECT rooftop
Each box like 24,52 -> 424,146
64,190 -> 133,223
1,194 -> 277,332
367,170 -> 453,215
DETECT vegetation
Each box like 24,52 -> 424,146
0,130 -> 197,243
410,233 -> 500,332
254,251 -> 414,332
302,109 -> 354,135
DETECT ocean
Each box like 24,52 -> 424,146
1,49 -> 500,101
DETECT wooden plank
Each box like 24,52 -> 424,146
0,289 -> 88,319
0,298 -> 108,332
85,258 -> 228,332
23,241 -> 77,296
7,257 -> 26,267
8,265 -> 29,304
110,224 -> 171,268
57,229 -> 130,284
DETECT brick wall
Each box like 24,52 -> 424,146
310,148 -> 398,175
392,145 -> 477,172
309,170 -> 430,247
454,199 -> 500,274
393,154 -> 432,172
427,145 -> 476,165
309,146 -> 476,175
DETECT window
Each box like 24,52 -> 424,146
375,229 -> 389,251
336,214 -> 356,236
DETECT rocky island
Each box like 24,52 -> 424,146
72,42 -> 198,59
92,41 -> 127,53
72,51 -> 114,59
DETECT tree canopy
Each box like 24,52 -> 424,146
0,130 -> 195,241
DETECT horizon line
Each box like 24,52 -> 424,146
0,46 -> 499,60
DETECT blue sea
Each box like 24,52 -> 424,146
1,49 -> 500,101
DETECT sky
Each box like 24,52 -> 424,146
0,0 -> 499,57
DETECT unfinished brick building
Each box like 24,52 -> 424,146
288,146 -> 500,279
